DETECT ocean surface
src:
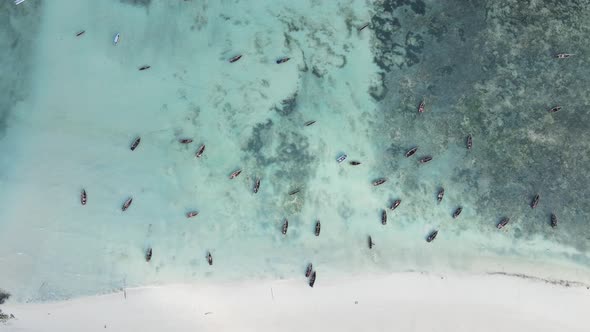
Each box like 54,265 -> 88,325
1,0 -> 590,302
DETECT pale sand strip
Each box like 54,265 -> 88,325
3,272 -> 589,332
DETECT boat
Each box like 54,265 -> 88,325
282,219 -> 289,235
531,194 -> 540,209
229,169 -> 242,179
358,23 -> 370,31
426,230 -> 438,243
179,138 -> 193,144
336,154 -> 348,163
195,144 -> 206,158
381,210 -> 387,225
315,220 -> 321,236
550,213 -> 558,228
206,252 -> 213,265
308,271 -> 316,288
76,30 -> 85,37
122,197 -> 133,211
186,211 -> 199,218
113,33 -> 120,45
548,106 -> 561,113
368,236 -> 374,249
418,100 -> 425,113
452,207 -> 462,219
253,178 -> 261,193
437,188 -> 444,203
419,156 -> 433,164
81,189 -> 87,205
466,134 -> 473,149
497,217 -> 510,229
555,53 -> 574,59
305,263 -> 313,277
304,120 -> 316,126
373,178 -> 387,186
145,247 -> 152,262
229,55 -> 242,63
139,65 -> 151,71
130,137 -> 141,151
405,147 -> 418,157
15,0 -> 26,5
349,161 -> 361,165
289,188 -> 300,195
390,199 -> 401,211
276,57 -> 290,64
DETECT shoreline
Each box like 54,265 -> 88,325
3,270 -> 590,332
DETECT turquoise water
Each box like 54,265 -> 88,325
1,0 -> 590,302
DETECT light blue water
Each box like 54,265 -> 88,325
1,0 -> 590,302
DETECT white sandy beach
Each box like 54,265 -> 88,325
3,272 -> 590,332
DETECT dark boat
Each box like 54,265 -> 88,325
550,213 -> 558,228
122,197 -> 133,211
315,220 -> 321,236
229,55 -> 242,63
179,138 -> 193,144
426,230 -> 438,243
186,211 -> 199,218
81,189 -> 87,205
145,247 -> 152,262
358,23 -> 370,31
368,236 -> 374,249
76,30 -> 85,37
276,57 -> 290,64
466,134 -> 473,150
349,161 -> 361,165
419,156 -> 433,164
373,178 -> 387,186
308,271 -> 316,288
390,199 -> 401,211
289,188 -> 300,195
139,65 -> 151,71
195,144 -> 206,158
229,169 -> 242,179
381,210 -> 387,225
418,100 -> 425,113
497,217 -> 510,229
437,188 -> 444,203
130,137 -> 141,151
531,194 -> 540,209
206,252 -> 213,265
282,219 -> 289,235
453,207 -> 462,219
548,106 -> 561,113
253,178 -> 261,193
555,53 -> 574,59
304,120 -> 316,126
405,147 -> 418,157
305,263 -> 313,277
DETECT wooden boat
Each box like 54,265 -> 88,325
349,161 -> 361,165
305,263 -> 313,277
381,210 -> 387,225
405,146 -> 418,157
179,138 -> 193,144
282,219 -> 289,235
548,106 -> 561,113
550,213 -> 558,228
373,178 -> 387,186
206,252 -> 213,265
139,65 -> 151,71
497,217 -> 510,229
229,55 -> 242,63
555,53 -> 574,59
145,247 -> 152,262
466,134 -> 473,149
304,120 -> 316,126
418,100 -> 425,113
358,23 -> 370,31
531,194 -> 540,209
276,57 -> 290,64
453,207 -> 462,219
113,33 -> 120,45
195,144 -> 205,158
419,156 -> 433,164
368,236 -> 374,249
315,220 -> 321,236
253,178 -> 261,193
76,30 -> 85,37
289,188 -> 300,195
122,197 -> 133,211
130,137 -> 141,151
81,189 -> 87,205
186,211 -> 199,218
437,188 -> 444,203
308,271 -> 316,288
229,169 -> 242,179
390,199 -> 401,211
336,154 -> 348,163
426,230 -> 438,242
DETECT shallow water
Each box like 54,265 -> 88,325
1,0 -> 590,302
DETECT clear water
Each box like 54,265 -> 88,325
1,0 -> 590,302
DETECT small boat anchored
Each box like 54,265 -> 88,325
81,189 -> 87,205
418,100 -> 425,113
373,178 -> 387,186
282,219 -> 289,235
368,236 -> 375,249
179,138 -> 193,144
358,23 -> 370,31
139,65 -> 151,71
113,33 -> 120,45
453,207 -> 463,219
253,178 -> 261,193
145,247 -> 152,262
76,30 -> 85,37
437,188 -> 445,203
305,263 -> 313,278
381,210 -> 387,225
555,53 -> 574,59
426,230 -> 438,243
550,213 -> 558,228
548,106 -> 561,113
390,199 -> 401,211
122,197 -> 133,211
304,120 -> 316,127
276,57 -> 290,64
419,156 -> 433,164
405,146 -> 418,157
497,217 -> 510,229
315,220 -> 321,236
288,188 -> 300,195
229,55 -> 243,63
186,211 -> 199,218
349,161 -> 361,166
229,169 -> 242,179
130,137 -> 141,151
466,134 -> 473,150
337,154 -> 348,163
308,271 -> 316,288
530,194 -> 540,209
206,251 -> 213,265
195,144 -> 206,158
